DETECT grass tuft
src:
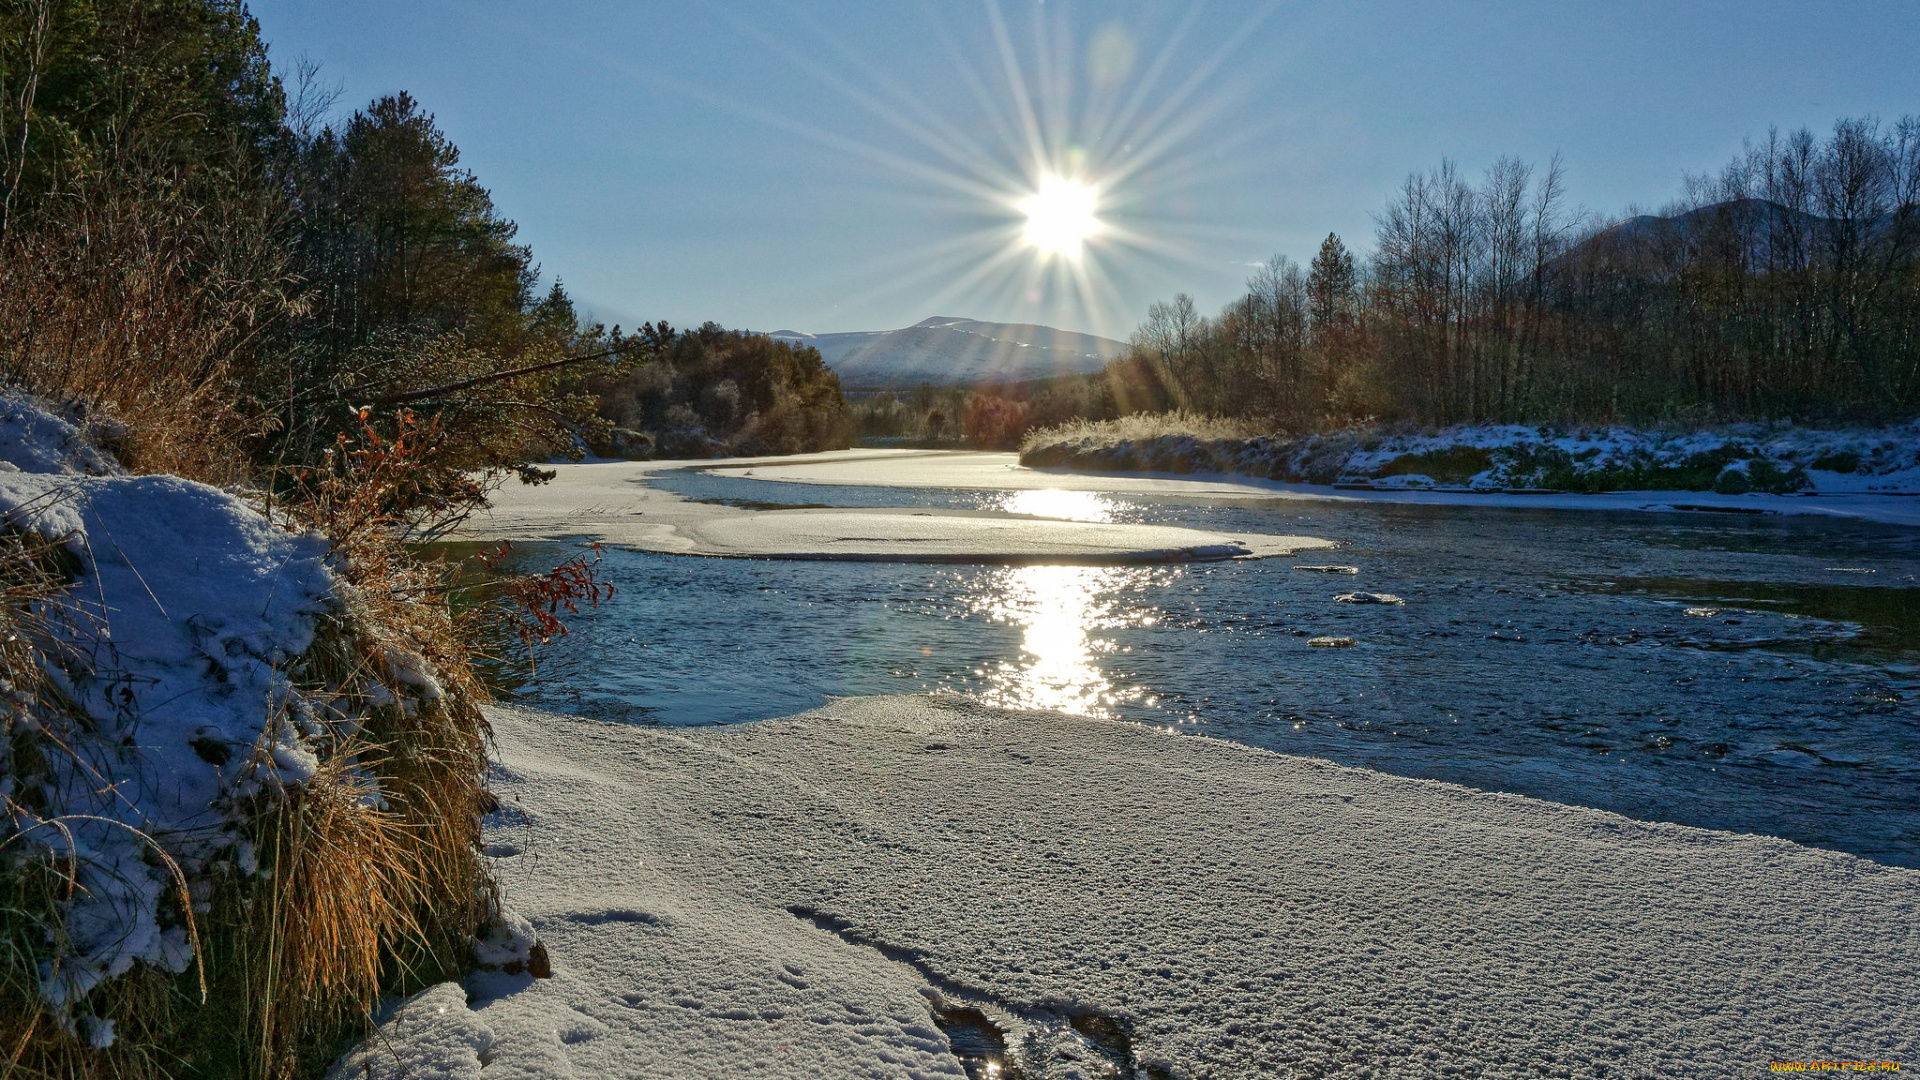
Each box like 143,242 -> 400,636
1,415 -> 497,1080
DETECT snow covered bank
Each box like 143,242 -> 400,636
0,394 -> 338,1017
464,454 -> 1327,562
342,697 -> 1919,1079
0,392 -> 488,1060
1019,421 -> 1920,521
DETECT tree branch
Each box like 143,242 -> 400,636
351,344 -> 638,406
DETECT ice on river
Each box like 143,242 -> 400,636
466,454 -> 1328,563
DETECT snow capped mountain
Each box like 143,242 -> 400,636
768,316 -> 1127,390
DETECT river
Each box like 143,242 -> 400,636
491,464 -> 1920,869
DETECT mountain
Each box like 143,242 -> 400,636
1576,197 -> 1909,269
768,316 -> 1127,391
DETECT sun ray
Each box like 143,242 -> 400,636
548,1 -> 1280,337
985,0 -> 1053,185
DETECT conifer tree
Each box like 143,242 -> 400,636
1307,232 -> 1357,333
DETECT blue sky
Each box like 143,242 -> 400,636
250,1 -> 1920,340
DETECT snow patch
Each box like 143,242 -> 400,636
0,392 -> 119,476
0,394 -> 444,1028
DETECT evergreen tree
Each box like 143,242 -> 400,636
0,0 -> 285,235
290,91 -> 536,366
1307,232 -> 1357,333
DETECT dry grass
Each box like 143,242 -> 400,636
0,154 -> 514,1080
0,177 -> 294,482
1018,411 -> 1257,454
205,415 -> 497,1079
0,420 -> 495,1080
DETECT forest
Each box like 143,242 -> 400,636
0,1 -> 845,485
583,322 -> 850,458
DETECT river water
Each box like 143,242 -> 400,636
495,467 -> 1920,868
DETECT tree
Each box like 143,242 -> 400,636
0,0 -> 286,234
1133,293 -> 1205,405
1307,233 -> 1357,332
290,92 -> 536,366
1229,256 -> 1311,419
0,0 -> 295,477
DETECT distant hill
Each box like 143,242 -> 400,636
768,316 -> 1127,391
1576,197 -> 1905,268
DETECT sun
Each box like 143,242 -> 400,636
1019,175 -> 1102,260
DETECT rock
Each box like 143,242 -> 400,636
1335,592 -> 1404,605
608,427 -> 655,459
655,426 -> 726,459
1295,565 -> 1360,574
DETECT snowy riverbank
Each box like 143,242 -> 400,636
337,697 -> 1918,1079
1018,420 -> 1920,524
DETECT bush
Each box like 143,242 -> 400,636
962,394 -> 1030,449
1374,446 -> 1494,484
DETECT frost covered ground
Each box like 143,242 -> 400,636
0,394 -> 338,1028
339,698 -> 1919,1080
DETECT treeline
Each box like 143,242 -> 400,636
1016,116 -> 1920,433
0,0 -> 848,481
586,322 -> 851,457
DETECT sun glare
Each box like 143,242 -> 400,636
694,4 -> 1263,333
1019,176 -> 1102,259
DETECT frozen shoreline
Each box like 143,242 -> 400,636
339,697 -> 1919,1079
460,452 -> 1330,562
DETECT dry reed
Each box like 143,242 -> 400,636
1018,410 -> 1257,454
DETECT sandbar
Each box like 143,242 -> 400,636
462,453 -> 1330,563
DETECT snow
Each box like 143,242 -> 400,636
338,697 -> 1919,1079
684,508 -> 1324,562
463,455 -> 1328,562
0,391 -> 119,476
0,395 -> 340,1023
705,448 -> 1920,527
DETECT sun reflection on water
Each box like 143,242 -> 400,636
965,564 -> 1160,718
986,488 -> 1117,522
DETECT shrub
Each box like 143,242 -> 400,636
1374,446 -> 1494,484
